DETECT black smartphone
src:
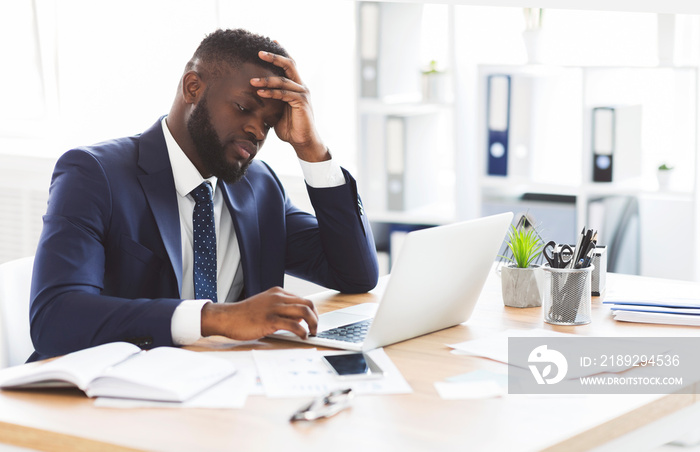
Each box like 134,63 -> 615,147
322,353 -> 384,380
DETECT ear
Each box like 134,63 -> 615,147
182,71 -> 204,104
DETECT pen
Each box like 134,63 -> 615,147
583,247 -> 595,268
578,241 -> 595,267
570,227 -> 586,269
576,229 -> 592,263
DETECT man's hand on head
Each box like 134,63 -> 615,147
250,51 -> 330,163
200,287 -> 319,341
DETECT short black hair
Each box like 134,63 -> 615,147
186,28 -> 288,80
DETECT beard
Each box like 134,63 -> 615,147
187,95 -> 252,184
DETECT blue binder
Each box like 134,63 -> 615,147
486,74 -> 511,176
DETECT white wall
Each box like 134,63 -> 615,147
4,0 -> 356,170
2,2 -> 700,282
0,0 -> 356,264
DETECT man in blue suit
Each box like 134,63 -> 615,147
29,29 -> 378,361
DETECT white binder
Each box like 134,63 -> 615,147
357,2 -> 423,102
359,2 -> 379,98
386,114 -> 439,211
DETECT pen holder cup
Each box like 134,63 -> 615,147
543,264 -> 594,326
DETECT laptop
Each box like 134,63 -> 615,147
270,212 -> 513,351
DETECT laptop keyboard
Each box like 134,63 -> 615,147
316,319 -> 372,343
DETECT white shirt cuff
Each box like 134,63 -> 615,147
171,299 -> 209,345
298,157 -> 345,188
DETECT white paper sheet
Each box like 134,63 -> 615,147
446,369 -> 509,386
253,348 -> 412,398
448,329 -> 579,364
434,380 -> 504,400
95,348 -> 412,406
607,303 -> 700,314
612,310 -> 700,326
201,351 -> 264,396
447,328 -> 670,379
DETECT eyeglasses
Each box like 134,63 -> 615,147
290,387 -> 354,422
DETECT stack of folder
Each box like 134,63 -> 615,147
604,299 -> 700,327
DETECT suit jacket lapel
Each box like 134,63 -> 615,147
136,119 -> 183,295
220,178 -> 261,297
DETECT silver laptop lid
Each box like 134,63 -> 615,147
362,212 -> 513,350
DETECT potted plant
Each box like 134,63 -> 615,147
500,224 -> 545,308
522,7 -> 546,64
657,162 -> 674,190
421,60 -> 451,103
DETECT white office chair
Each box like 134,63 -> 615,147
0,256 -> 35,368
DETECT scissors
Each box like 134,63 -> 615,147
543,241 -> 574,269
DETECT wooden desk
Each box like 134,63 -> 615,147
1,271 -> 699,452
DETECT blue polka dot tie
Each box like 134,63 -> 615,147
191,182 -> 217,303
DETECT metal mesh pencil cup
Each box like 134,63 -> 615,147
543,264 -> 594,325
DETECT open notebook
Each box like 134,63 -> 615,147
0,342 -> 236,402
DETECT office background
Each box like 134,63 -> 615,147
2,1 -> 700,281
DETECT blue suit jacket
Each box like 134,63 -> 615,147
29,119 -> 378,361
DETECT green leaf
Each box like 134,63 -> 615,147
503,224 -> 543,268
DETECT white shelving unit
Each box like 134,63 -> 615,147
355,1 -> 459,227
353,1 -> 700,281
476,63 -> 699,279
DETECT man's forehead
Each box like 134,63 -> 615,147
211,63 -> 276,96
242,90 -> 265,108
222,61 -> 278,80
223,71 -> 285,113
192,59 -> 277,82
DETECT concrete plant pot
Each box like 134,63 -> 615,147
501,264 -> 544,308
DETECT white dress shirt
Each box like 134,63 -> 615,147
160,117 -> 345,344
